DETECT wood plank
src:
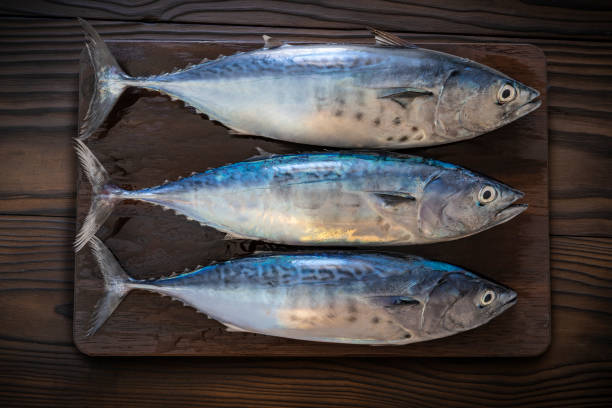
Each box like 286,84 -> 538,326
0,18 -> 609,235
1,215 -> 609,406
1,1 -> 611,40
71,40 -> 549,357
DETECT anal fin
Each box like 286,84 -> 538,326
222,322 -> 250,333
223,231 -> 252,241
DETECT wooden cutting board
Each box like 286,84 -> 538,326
74,40 -> 549,357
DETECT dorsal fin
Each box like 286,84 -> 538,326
367,27 -> 416,48
262,34 -> 284,49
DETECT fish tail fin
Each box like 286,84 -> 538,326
78,17 -> 131,140
74,138 -> 125,252
87,236 -> 134,336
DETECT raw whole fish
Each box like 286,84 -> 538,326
78,19 -> 540,148
74,140 -> 526,251
86,236 -> 517,344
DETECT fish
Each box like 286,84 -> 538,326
74,140 -> 527,251
86,236 -> 517,344
78,19 -> 541,148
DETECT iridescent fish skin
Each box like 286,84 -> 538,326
87,237 -> 517,344
74,141 -> 527,251
78,19 -> 540,148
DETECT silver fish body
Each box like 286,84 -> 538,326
79,20 -> 541,148
87,237 -> 517,344
75,141 -> 526,251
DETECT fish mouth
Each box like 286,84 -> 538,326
504,292 -> 518,307
504,89 -> 541,122
494,203 -> 528,224
495,291 -> 518,315
493,190 -> 528,225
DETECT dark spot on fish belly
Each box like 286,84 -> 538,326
347,316 -> 357,323
399,135 -> 408,142
335,110 -> 343,117
412,126 -> 418,131
372,316 -> 380,324
355,112 -> 363,120
373,118 -> 381,126
386,136 -> 393,141
356,90 -> 365,106
393,117 -> 401,125
404,332 -> 412,339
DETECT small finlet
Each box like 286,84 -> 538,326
367,27 -> 416,48
255,147 -> 273,157
223,233 -> 238,241
262,34 -> 284,49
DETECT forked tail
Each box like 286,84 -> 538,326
78,17 -> 131,140
87,236 -> 134,336
74,139 -> 125,252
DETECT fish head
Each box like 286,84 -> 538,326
435,64 -> 540,139
423,271 -> 517,335
417,169 -> 527,240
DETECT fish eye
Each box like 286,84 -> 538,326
497,83 -> 517,104
480,290 -> 495,306
478,186 -> 497,204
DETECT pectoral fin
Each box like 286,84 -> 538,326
372,191 -> 416,207
367,27 -> 417,48
369,296 -> 421,308
375,87 -> 433,99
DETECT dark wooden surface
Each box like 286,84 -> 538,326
1,1 -> 611,406
74,41 -> 550,357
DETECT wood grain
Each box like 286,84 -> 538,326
1,0 -> 611,40
0,19 -> 609,235
1,215 -> 609,406
0,10 -> 610,407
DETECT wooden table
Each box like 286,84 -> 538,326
1,2 -> 610,406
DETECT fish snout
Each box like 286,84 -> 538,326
493,188 -> 527,224
497,289 -> 518,314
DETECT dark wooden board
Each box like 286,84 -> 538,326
73,40 -> 549,357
